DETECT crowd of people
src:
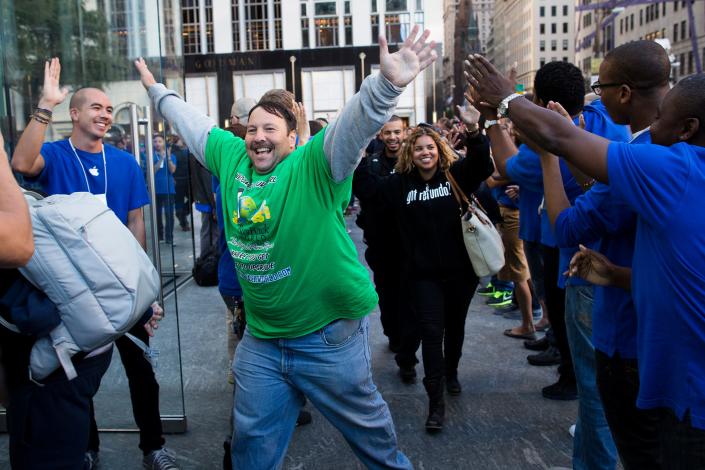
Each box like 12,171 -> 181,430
2,21 -> 705,470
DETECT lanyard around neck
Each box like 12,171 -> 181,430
68,138 -> 108,197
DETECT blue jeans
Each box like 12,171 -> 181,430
565,285 -> 618,470
231,317 -> 412,470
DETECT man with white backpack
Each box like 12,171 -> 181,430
10,58 -> 178,470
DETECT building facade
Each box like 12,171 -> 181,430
488,0 -> 575,92
575,0 -> 705,84
181,0 -> 444,127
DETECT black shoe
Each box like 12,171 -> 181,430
542,378 -> 578,401
296,410 -> 312,426
527,346 -> 561,366
388,337 -> 401,353
524,335 -> 549,351
399,365 -> 417,384
423,378 -> 446,433
446,376 -> 462,396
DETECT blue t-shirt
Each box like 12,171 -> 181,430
213,177 -> 242,298
504,145 -> 542,243
608,139 -> 705,429
153,152 -> 177,195
554,130 -> 650,358
492,185 -> 517,209
35,140 -> 149,225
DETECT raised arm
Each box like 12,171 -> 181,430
135,58 -> 216,167
11,58 -> 69,176
0,131 -> 34,267
465,55 -> 610,182
324,25 -> 437,182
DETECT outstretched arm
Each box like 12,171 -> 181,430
12,58 -> 69,176
465,55 -> 610,182
135,58 -> 216,167
0,131 -> 34,267
324,25 -> 437,182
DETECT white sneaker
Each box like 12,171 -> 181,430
143,448 -> 180,470
569,424 -> 576,437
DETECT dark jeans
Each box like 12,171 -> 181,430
542,245 -> 574,381
174,178 -> 190,228
8,349 -> 112,470
595,350 -> 661,470
658,409 -> 705,469
396,275 -> 478,382
156,194 -> 175,243
88,324 -> 165,455
365,250 -> 403,345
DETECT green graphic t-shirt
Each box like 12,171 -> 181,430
206,128 -> 378,338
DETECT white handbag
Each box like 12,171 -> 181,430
446,171 -> 505,277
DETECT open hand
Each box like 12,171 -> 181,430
293,102 -> 310,144
464,87 -> 497,121
39,58 -> 69,109
456,101 -> 481,127
134,57 -> 158,89
565,244 -> 615,286
380,25 -> 437,88
547,101 -> 584,128
464,54 -> 514,108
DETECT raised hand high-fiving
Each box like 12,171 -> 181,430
38,58 -> 69,110
134,57 -> 158,90
379,25 -> 437,88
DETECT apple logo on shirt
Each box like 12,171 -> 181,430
89,166 -> 99,177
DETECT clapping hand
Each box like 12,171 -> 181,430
380,25 -> 437,88
464,54 -> 515,108
39,58 -> 69,109
293,102 -> 310,145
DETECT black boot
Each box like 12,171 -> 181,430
423,377 -> 445,433
446,372 -> 462,396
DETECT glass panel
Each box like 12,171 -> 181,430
315,1 -> 336,15
385,0 -> 407,12
0,0 -> 188,436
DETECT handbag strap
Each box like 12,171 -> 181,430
445,170 -> 492,219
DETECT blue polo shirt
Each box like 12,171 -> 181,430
492,185 -> 518,209
554,130 -> 651,358
608,139 -> 705,429
34,140 -> 149,225
153,153 -> 177,195
213,177 -> 242,298
505,145 -> 542,243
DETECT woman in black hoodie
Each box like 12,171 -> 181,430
356,125 -> 493,432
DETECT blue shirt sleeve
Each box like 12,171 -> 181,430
554,183 -> 635,248
607,142 -> 690,226
505,145 -> 544,193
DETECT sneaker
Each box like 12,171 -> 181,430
296,410 -> 313,426
143,448 -> 179,470
542,378 -> 578,401
493,302 -> 518,315
84,450 -> 99,470
399,365 -> 417,384
524,335 -> 549,351
477,282 -> 496,296
487,290 -> 513,307
527,346 -> 561,366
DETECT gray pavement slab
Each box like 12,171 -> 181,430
0,216 -> 578,469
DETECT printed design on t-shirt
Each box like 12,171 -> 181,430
89,166 -> 100,176
234,172 -> 278,189
406,182 -> 452,205
234,196 -> 271,225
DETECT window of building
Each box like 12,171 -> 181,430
385,12 -> 411,43
540,6 -> 545,17
386,0 -> 407,11
232,1 -> 241,51
563,22 -> 568,33
682,20 -> 687,40
563,56 -> 568,62
655,3 -> 659,18
689,51 -> 694,74
315,1 -> 338,47
540,23 -> 545,34
674,23 -> 679,42
274,0 -> 282,48
563,5 -> 568,16
414,11 -> 424,30
244,0 -> 269,50
540,39 -> 545,51
640,9 -> 643,26
551,5 -> 556,16
551,39 -> 556,51
182,0 -> 200,55
540,58 -> 546,68
584,12 -> 592,27
620,18 -> 623,34
551,23 -> 556,34
416,0 -> 423,10
562,39 -> 568,50
674,0 -> 679,11
371,0 -> 377,13
630,14 -> 634,30
663,2 -> 667,15
110,0 -> 130,57
680,52 -> 685,75
344,1 -> 353,45
204,0 -> 214,53
371,14 -> 379,43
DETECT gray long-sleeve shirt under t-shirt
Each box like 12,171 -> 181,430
146,73 -> 403,182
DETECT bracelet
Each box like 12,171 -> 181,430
484,119 -> 499,129
35,107 -> 53,118
581,179 -> 596,191
32,113 -> 51,125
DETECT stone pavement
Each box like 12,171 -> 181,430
0,217 -> 579,469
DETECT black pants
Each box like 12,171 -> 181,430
366,250 -> 403,345
8,349 -> 112,470
396,275 -> 478,382
88,324 -> 165,455
156,194 -> 174,243
595,350 -> 661,470
174,178 -> 190,228
542,245 -> 574,381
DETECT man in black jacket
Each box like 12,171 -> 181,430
353,115 -> 406,354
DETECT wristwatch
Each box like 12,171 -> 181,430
498,92 -> 523,118
484,119 -> 499,129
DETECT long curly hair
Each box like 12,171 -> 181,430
394,126 -> 458,174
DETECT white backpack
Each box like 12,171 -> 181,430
8,192 -> 159,381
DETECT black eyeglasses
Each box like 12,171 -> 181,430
590,82 -> 622,95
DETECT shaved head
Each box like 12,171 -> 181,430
69,87 -> 109,110
604,40 -> 671,93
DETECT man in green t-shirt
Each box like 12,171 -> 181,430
136,26 -> 437,469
